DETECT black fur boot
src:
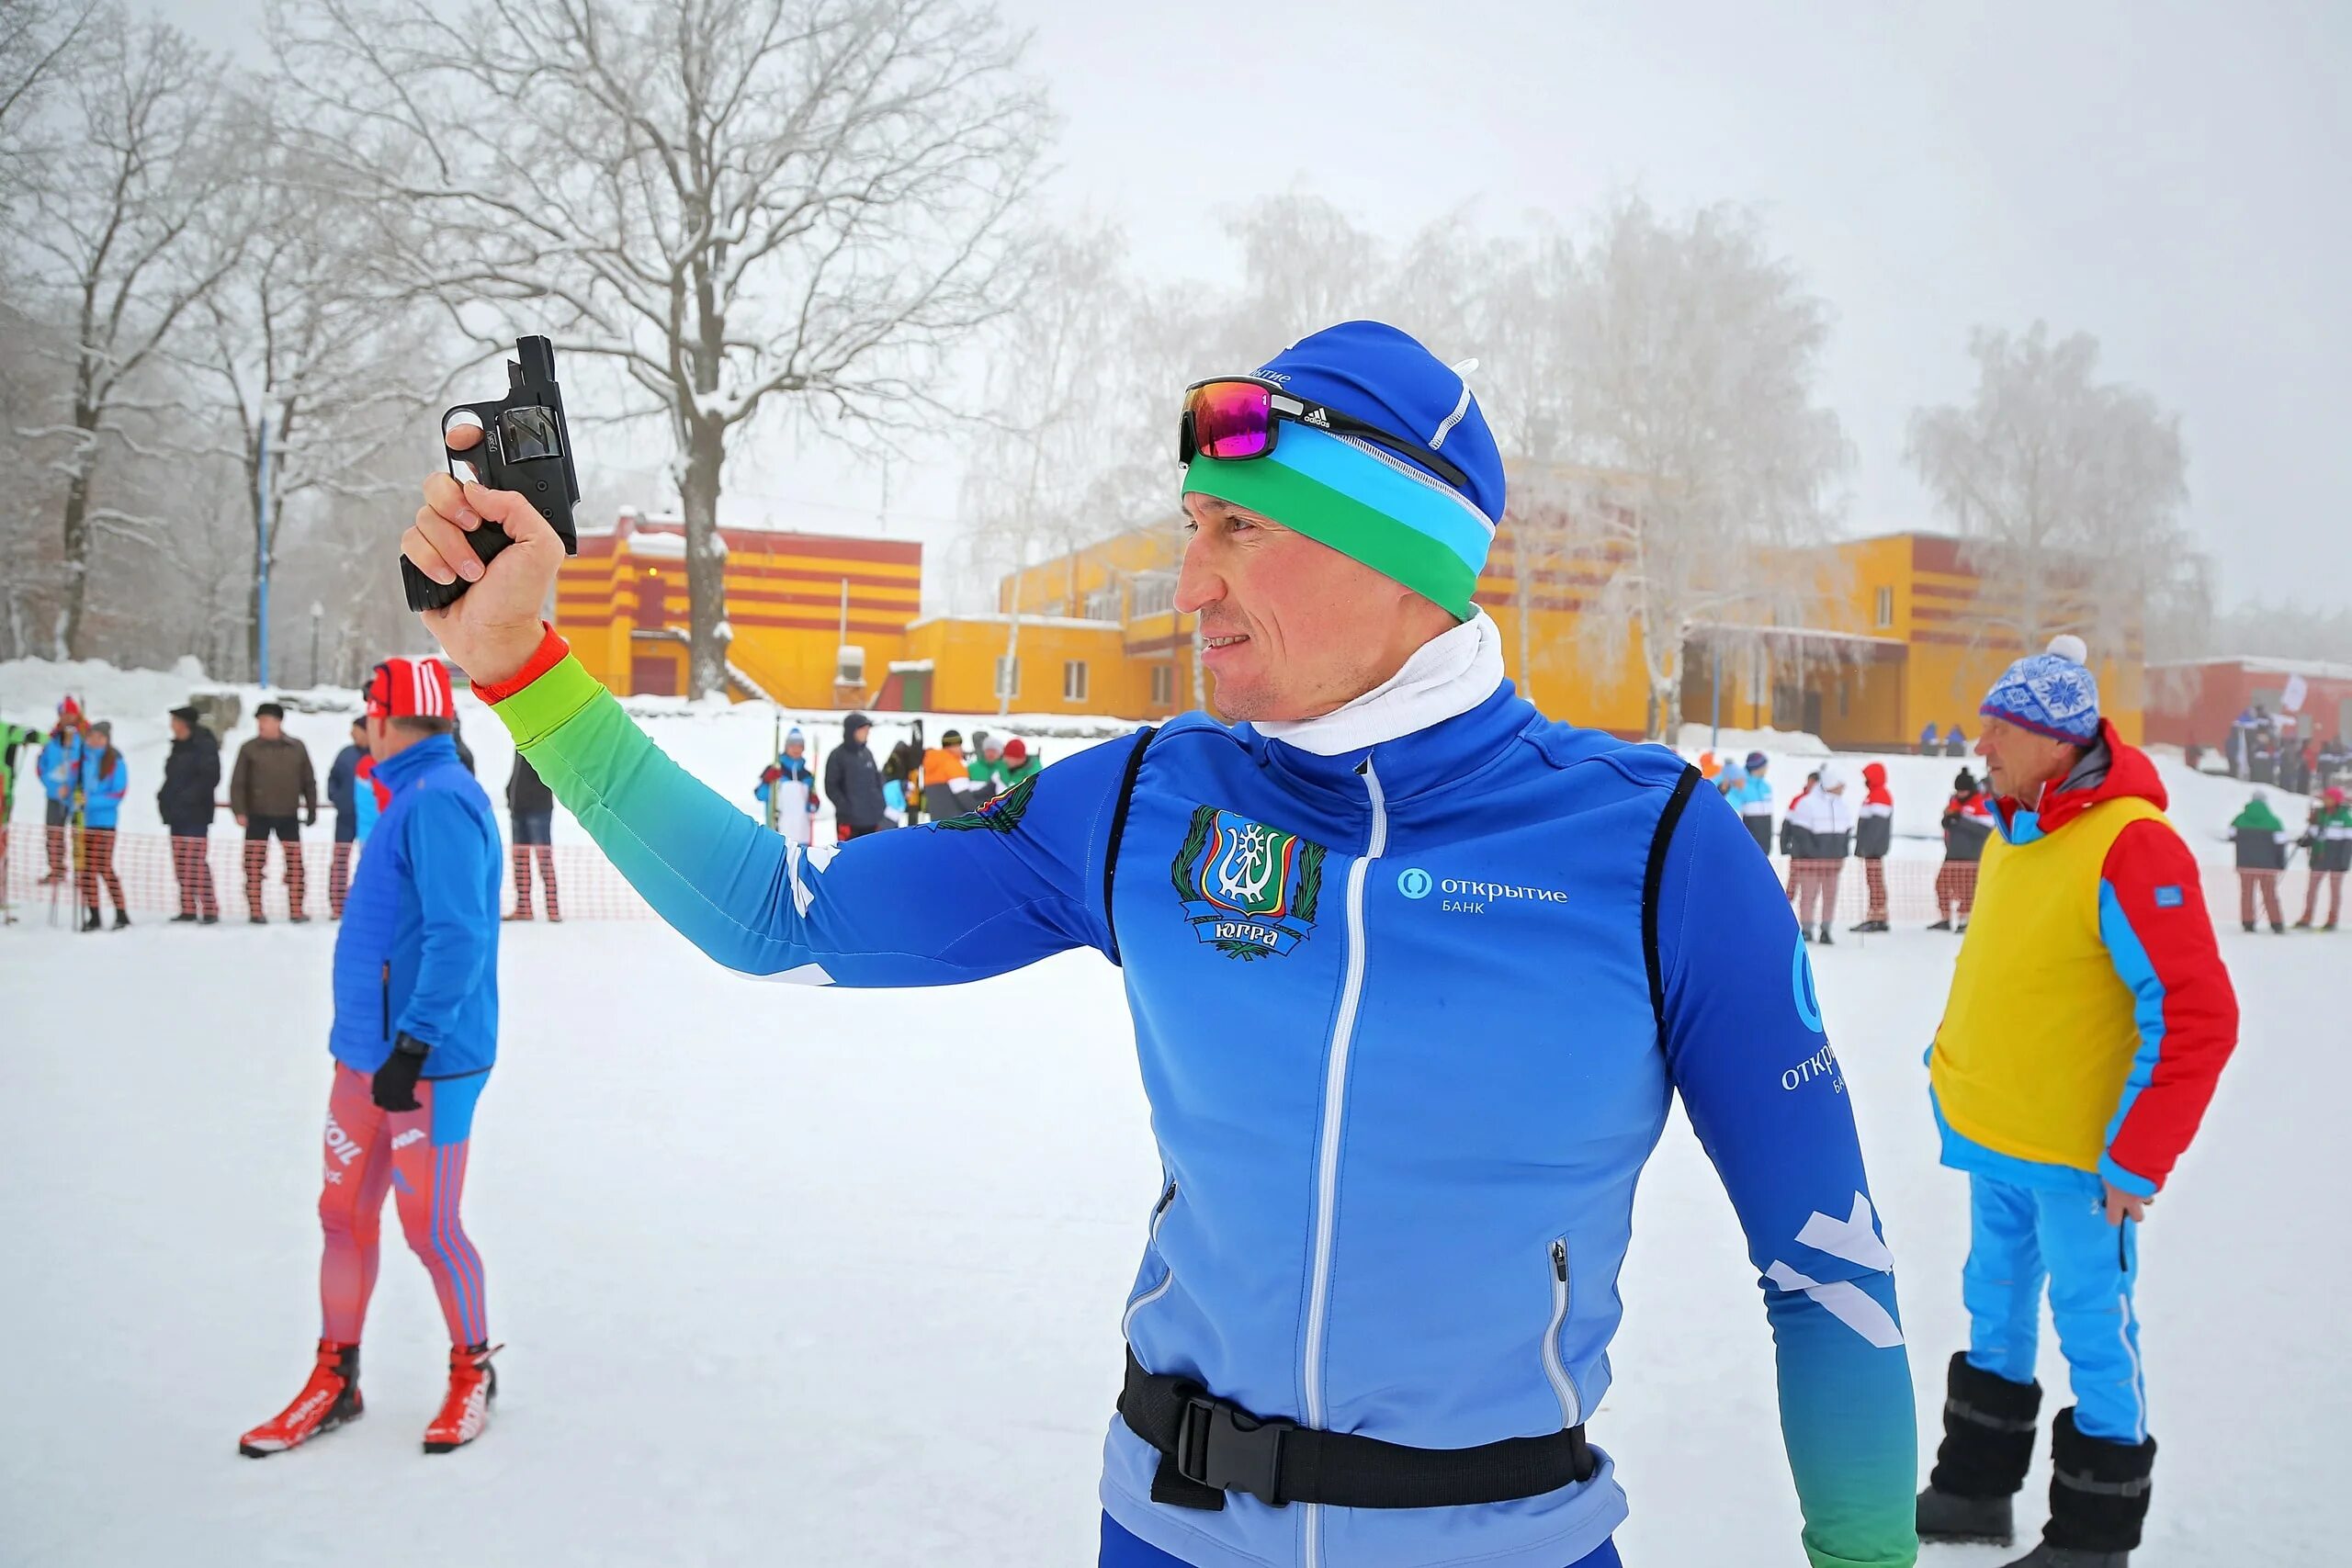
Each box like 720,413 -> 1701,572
1917,1351 -> 2042,1545
2002,1405 -> 2154,1566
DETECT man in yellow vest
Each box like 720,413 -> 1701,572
1916,636 -> 2239,1568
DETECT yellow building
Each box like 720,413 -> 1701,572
967,521 -> 2143,747
555,509 -> 922,705
560,504 -> 2141,747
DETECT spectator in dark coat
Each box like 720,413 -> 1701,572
824,712 -> 888,840
504,752 -> 561,921
1932,769 -> 1994,931
230,702 -> 318,923
160,706 -> 222,922
325,719 -> 368,919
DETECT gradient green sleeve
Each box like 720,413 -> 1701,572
492,657 -> 1123,984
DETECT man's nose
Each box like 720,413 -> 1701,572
1174,529 -> 1223,615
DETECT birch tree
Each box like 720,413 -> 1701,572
956,222 -> 1148,714
1525,197 -> 1851,738
276,0 -> 1051,697
1906,323 -> 2193,660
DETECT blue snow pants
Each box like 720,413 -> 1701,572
1962,1173 -> 2147,1443
1098,1514 -> 1622,1566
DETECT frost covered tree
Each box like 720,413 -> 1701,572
187,96 -> 440,681
275,0 -> 1051,697
12,6 -> 243,656
1497,197 -> 1851,738
1906,323 -> 2194,660
0,0 -> 93,181
956,223 -> 1148,715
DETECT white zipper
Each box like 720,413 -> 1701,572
1543,1237 -> 1583,1427
1303,758 -> 1388,1568
1121,1179 -> 1181,1342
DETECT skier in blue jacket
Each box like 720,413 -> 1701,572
76,719 -> 130,929
403,321 -> 1918,1567
242,655 -> 506,1461
37,698 -> 85,885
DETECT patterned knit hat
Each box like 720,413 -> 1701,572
365,655 -> 455,720
1981,635 -> 2100,744
1181,321 -> 1502,619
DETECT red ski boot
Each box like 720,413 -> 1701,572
240,1341 -> 363,1457
423,1342 -> 501,1454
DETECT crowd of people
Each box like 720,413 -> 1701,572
1,691 -> 1065,931
2229,783 -> 2351,931
0,691 -> 563,929
758,716 -> 1042,841
1695,748 -> 2001,942
2222,704 -> 2351,792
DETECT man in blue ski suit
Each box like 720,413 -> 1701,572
403,321 -> 1918,1567
240,655 -> 506,1460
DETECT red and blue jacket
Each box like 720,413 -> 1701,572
1929,722 -> 2239,1197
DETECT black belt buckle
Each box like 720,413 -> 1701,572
1175,1393 -> 1295,1506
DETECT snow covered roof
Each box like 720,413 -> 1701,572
621,530 -> 688,558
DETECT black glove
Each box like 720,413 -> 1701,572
372,1034 -> 430,1112
304,807 -> 317,828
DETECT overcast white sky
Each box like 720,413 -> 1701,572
166,0 -> 2351,610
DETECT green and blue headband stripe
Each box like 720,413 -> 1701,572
1181,423 -> 1494,619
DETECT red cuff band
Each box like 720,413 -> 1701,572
470,624 -> 570,705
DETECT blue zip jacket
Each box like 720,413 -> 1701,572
40,733 -> 82,803
78,749 -> 128,829
495,656 -> 1917,1568
328,735 -> 502,1078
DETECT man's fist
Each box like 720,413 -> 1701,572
403,424 -> 567,687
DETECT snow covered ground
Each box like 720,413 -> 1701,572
1,908 -> 2335,1563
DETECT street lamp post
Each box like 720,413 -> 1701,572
310,602 -> 324,688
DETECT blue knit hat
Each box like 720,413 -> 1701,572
1182,321 -> 1503,618
1981,635 -> 2101,743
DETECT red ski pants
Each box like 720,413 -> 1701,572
316,1063 -> 490,1348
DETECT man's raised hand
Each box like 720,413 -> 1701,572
403,423 -> 565,687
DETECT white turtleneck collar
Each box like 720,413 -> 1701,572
1252,611 -> 1508,757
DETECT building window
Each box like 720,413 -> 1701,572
1085,586 -> 1121,622
1063,660 -> 1089,703
994,656 -> 1020,699
1132,573 -> 1175,618
1150,664 -> 1175,708
1874,587 -> 1894,628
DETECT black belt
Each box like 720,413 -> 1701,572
1119,1350 -> 1597,1512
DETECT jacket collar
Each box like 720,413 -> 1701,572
375,733 -> 457,792
1252,611 -> 1507,759
1237,611 -> 1532,804
1994,719 -> 2165,844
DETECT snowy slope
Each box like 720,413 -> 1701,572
0,916 -> 2333,1565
